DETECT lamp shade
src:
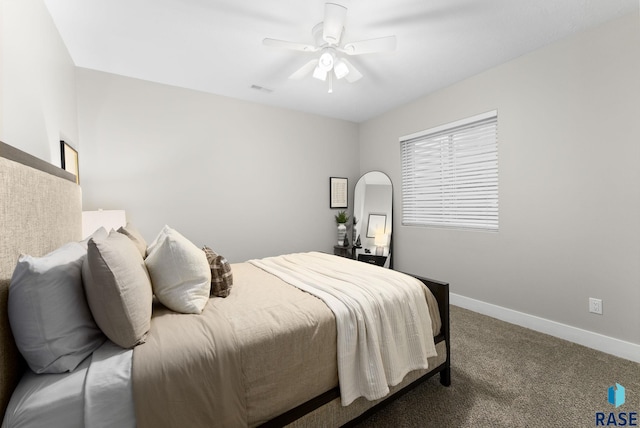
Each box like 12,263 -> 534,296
374,232 -> 387,256
374,232 -> 387,247
82,210 -> 126,238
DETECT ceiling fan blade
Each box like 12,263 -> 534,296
323,3 -> 347,45
263,38 -> 319,53
341,58 -> 362,83
289,60 -> 318,80
341,36 -> 397,55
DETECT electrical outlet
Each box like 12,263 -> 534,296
589,298 -> 603,315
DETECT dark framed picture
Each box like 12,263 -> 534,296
366,213 -> 387,238
60,140 -> 79,184
330,177 -> 348,208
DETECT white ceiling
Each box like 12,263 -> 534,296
43,0 -> 638,123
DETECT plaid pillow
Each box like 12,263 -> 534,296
202,246 -> 233,297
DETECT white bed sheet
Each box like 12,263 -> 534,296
2,341 -> 134,428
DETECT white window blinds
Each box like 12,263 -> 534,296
400,111 -> 498,231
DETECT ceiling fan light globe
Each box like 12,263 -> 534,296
313,66 -> 328,81
318,51 -> 334,71
334,59 -> 349,79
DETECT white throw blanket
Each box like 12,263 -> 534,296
249,252 -> 437,406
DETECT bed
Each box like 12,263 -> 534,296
0,140 -> 450,427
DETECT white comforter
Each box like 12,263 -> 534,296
249,252 -> 437,406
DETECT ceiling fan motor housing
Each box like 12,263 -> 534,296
323,3 -> 347,44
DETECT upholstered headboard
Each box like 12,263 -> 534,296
0,141 -> 82,418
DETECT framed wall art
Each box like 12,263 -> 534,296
330,177 -> 348,209
366,213 -> 387,238
60,140 -> 79,184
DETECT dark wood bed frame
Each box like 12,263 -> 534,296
262,276 -> 451,427
0,141 -> 450,427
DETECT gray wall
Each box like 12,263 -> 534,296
0,0 -> 79,164
76,69 -> 360,262
359,13 -> 640,345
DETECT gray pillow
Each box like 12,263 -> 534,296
80,226 -> 108,249
117,222 -> 147,259
83,230 -> 153,348
8,242 -> 106,373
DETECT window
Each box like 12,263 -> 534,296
400,111 -> 498,231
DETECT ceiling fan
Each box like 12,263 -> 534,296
263,3 -> 396,93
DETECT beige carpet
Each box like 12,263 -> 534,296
355,305 -> 640,427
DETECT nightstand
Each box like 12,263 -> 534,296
357,254 -> 387,267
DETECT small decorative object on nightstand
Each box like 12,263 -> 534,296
351,236 -> 361,259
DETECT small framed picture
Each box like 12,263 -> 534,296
60,141 -> 79,184
330,177 -> 348,209
366,214 -> 387,238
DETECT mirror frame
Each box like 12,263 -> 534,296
353,171 -> 393,269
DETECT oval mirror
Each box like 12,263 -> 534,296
353,171 -> 392,268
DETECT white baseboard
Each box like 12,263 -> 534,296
450,293 -> 640,363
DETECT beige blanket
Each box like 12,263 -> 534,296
132,258 -> 441,427
132,262 -> 337,427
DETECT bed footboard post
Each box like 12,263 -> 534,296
438,279 -> 451,387
440,365 -> 451,386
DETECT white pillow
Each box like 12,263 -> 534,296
8,242 -> 106,373
145,226 -> 211,314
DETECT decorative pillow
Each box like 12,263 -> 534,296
8,242 -> 106,374
202,246 -> 233,298
83,230 -> 153,348
145,226 -> 211,314
117,222 -> 147,259
79,226 -> 108,249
